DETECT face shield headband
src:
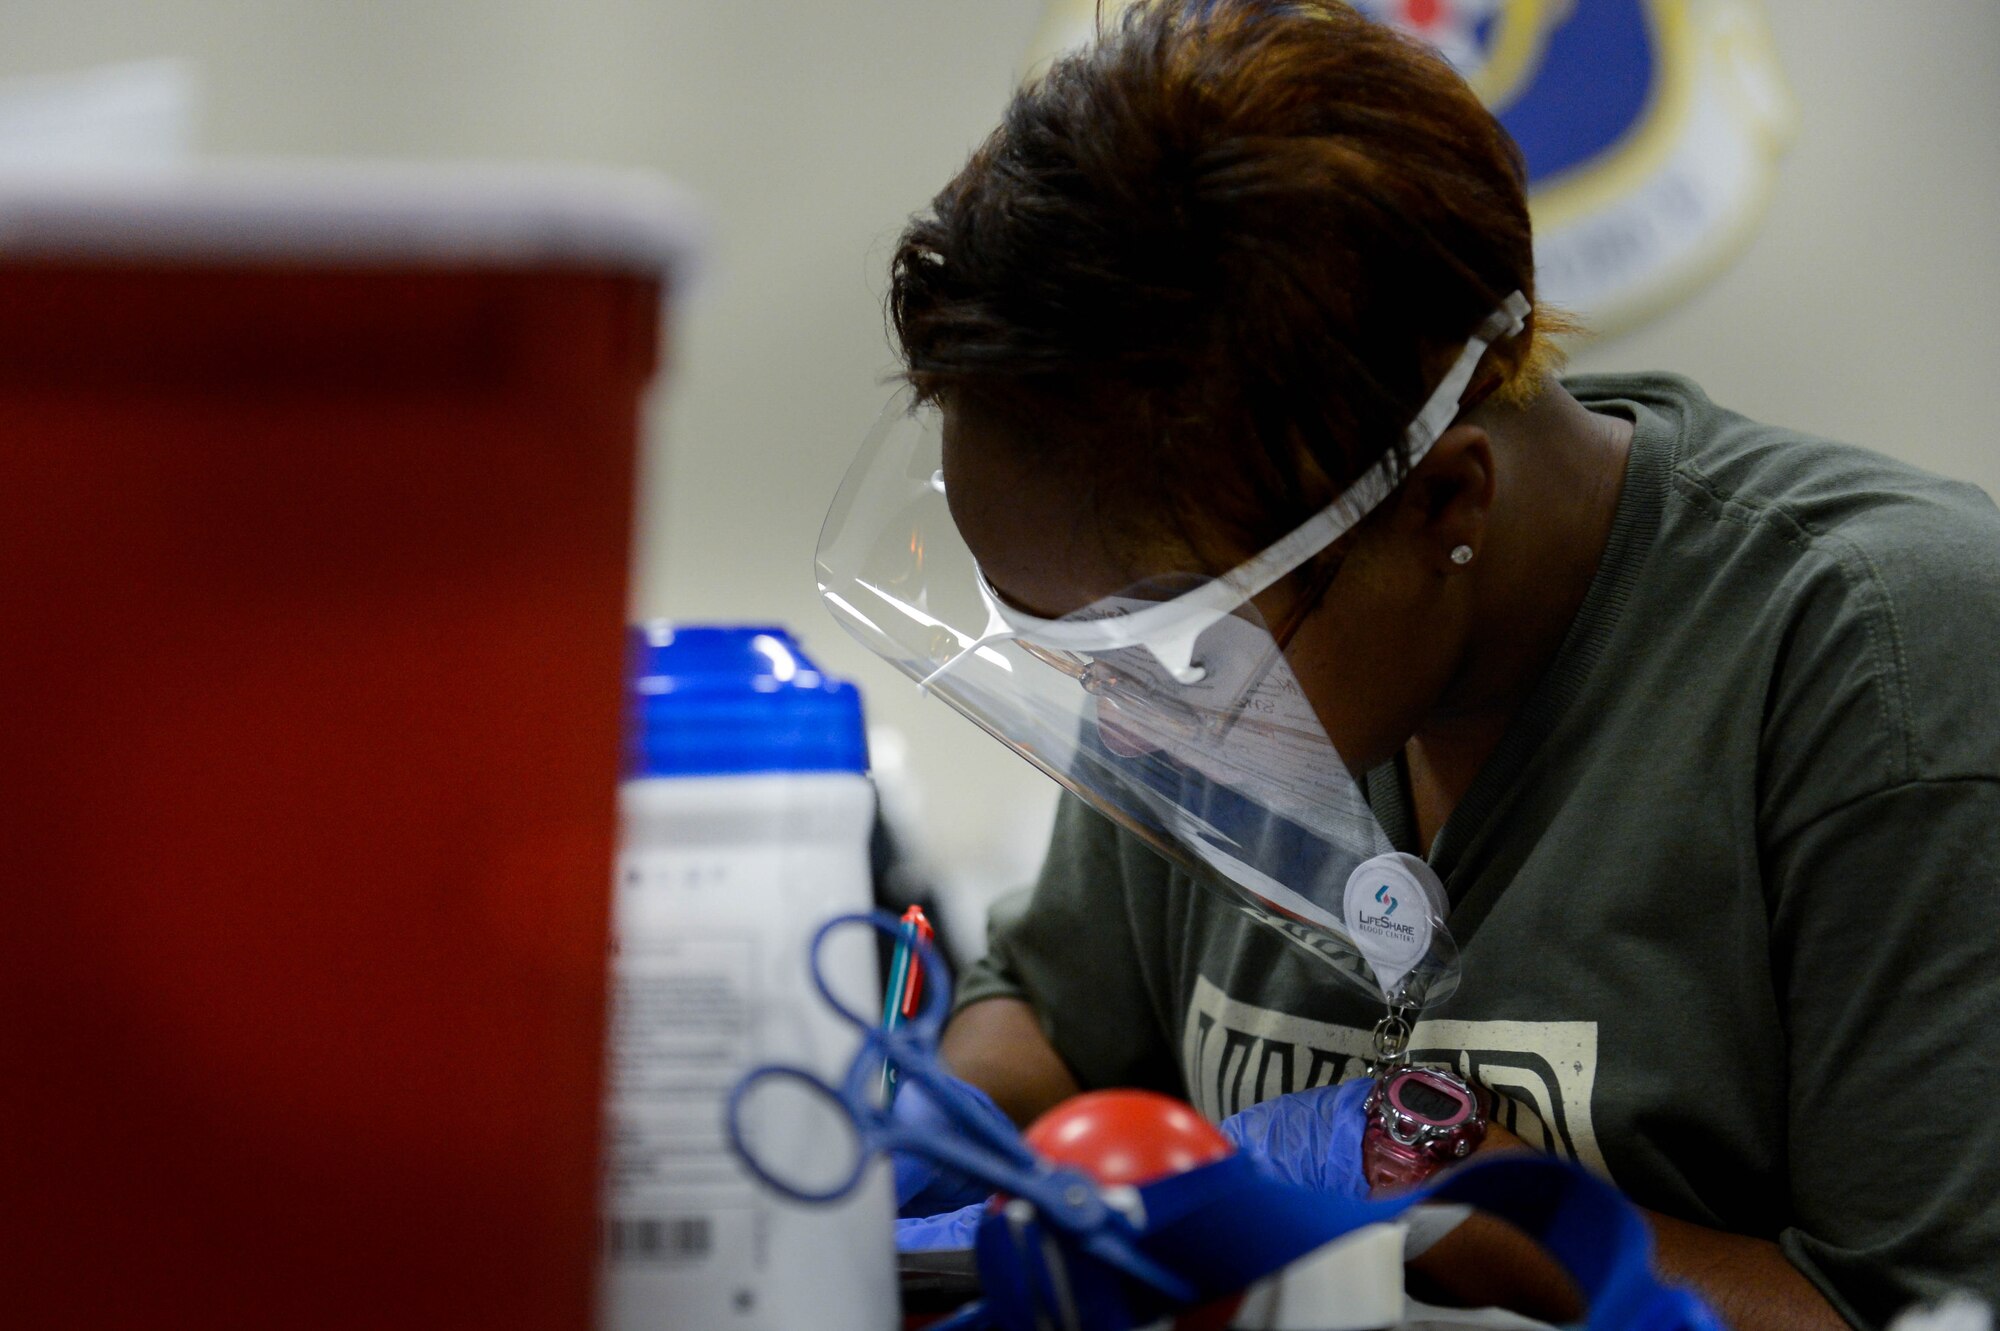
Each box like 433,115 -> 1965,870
929,292 -> 1530,688
817,294 -> 1528,1010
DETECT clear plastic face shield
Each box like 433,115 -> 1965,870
817,294 -> 1528,1013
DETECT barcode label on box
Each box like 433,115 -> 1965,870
606,1215 -> 712,1265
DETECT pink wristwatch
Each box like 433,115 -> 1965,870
1361,1065 -> 1488,1192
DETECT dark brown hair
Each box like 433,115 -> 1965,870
890,0 -> 1559,563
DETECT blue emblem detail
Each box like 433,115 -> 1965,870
1503,1 -> 1657,185
1353,0 -> 1662,189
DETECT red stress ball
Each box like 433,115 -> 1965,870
1024,1090 -> 1244,1331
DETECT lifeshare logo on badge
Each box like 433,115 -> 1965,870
1026,0 -> 1796,336
1342,852 -> 1445,999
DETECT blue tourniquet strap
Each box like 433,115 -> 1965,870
1127,1153 -> 1392,1300
1421,1158 -> 1725,1331
968,1153 -> 1723,1331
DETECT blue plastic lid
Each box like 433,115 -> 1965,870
626,623 -> 868,778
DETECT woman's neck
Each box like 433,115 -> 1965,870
1405,383 -> 1634,849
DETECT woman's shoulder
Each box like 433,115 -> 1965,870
1568,369 -> 2000,799
1570,370 -> 2000,558
1574,371 -> 2000,639
1573,372 -> 2000,799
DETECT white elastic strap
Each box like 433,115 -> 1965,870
1399,292 -> 1531,471
973,558 -> 1247,659
1221,290 -> 1530,607
977,292 -> 1529,664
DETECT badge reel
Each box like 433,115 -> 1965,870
1339,851 -> 1457,1072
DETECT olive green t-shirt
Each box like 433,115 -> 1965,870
956,374 -> 2000,1327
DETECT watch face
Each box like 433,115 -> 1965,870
1391,1073 -> 1469,1124
1365,1068 -> 1488,1193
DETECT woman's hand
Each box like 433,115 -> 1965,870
1470,1117 -> 1529,1155
1400,1120 -> 1583,1321
1413,1111 -> 1848,1331
1217,1076 -> 1374,1199
889,1073 -> 1016,1218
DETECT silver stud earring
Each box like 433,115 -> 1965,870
1449,544 -> 1475,566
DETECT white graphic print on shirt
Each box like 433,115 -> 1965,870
1183,975 -> 1609,1177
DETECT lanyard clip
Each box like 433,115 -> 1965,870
1368,1007 -> 1414,1078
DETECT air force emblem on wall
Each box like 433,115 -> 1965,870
1031,0 -> 1796,334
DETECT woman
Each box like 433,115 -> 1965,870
819,2 -> 2000,1325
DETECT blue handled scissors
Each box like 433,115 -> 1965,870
723,911 -> 1196,1305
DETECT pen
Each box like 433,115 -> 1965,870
879,904 -> 934,1104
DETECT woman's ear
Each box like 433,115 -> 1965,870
1398,423 -> 1496,574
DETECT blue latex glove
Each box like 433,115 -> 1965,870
1218,1075 -> 1373,1201
896,1200 -> 986,1252
890,1074 -> 1015,1218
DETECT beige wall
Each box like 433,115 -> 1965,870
1566,1 -> 2000,465
2,1 -> 1996,910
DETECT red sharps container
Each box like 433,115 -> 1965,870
0,165 -> 701,1330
